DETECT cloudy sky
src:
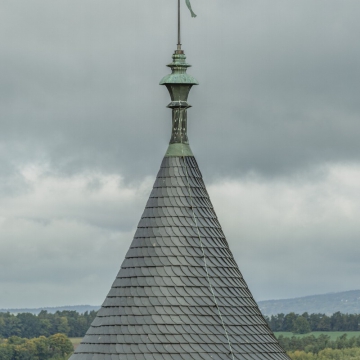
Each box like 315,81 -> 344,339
1,0 -> 360,309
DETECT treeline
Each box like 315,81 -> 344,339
0,310 -> 97,339
0,334 -> 73,360
265,312 -> 360,333
278,334 -> 360,353
288,348 -> 360,360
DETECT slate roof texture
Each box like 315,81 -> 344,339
70,155 -> 291,360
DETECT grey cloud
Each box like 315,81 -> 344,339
1,0 -> 360,308
1,0 -> 360,184
0,218 -> 132,308
2,163 -> 360,307
207,166 -> 360,300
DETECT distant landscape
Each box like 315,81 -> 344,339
0,305 -> 100,315
2,289 -> 359,316
258,290 -> 360,316
1,291 -> 360,360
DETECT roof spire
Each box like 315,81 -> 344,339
68,5 -> 291,359
158,1 -> 199,157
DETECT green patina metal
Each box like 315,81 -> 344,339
185,0 -> 197,18
160,50 -> 198,157
159,52 -> 198,86
165,143 -> 193,157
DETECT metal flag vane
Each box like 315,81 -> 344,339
185,0 -> 197,18
177,0 -> 197,50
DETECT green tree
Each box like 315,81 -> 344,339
293,317 -> 311,334
308,313 -> 322,331
0,343 -> 14,360
57,317 -> 70,336
18,313 -> 41,338
48,333 -> 74,358
0,334 -> 74,360
0,310 -> 98,339
317,315 -> 331,331
268,314 -> 284,331
7,336 -> 26,345
0,317 -> 6,337
4,316 -> 21,337
284,313 -> 297,332
13,339 -> 37,360
287,350 -> 314,360
32,336 -> 50,360
39,319 -> 52,337
347,314 -> 359,331
317,347 -> 360,360
315,334 -> 331,353
331,311 -> 345,331
335,333 -> 348,349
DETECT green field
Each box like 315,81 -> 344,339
274,332 -> 360,341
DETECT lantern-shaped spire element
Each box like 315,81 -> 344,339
160,49 -> 198,156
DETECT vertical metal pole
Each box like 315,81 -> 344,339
177,0 -> 181,50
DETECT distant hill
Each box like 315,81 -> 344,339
0,305 -> 100,315
258,290 -> 360,316
2,290 -> 360,316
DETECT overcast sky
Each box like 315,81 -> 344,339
1,0 -> 360,309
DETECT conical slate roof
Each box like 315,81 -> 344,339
70,48 -> 290,360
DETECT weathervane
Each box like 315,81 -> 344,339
177,0 -> 197,50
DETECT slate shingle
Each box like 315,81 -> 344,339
70,155 -> 290,360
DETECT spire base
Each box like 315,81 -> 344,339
165,143 -> 193,157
